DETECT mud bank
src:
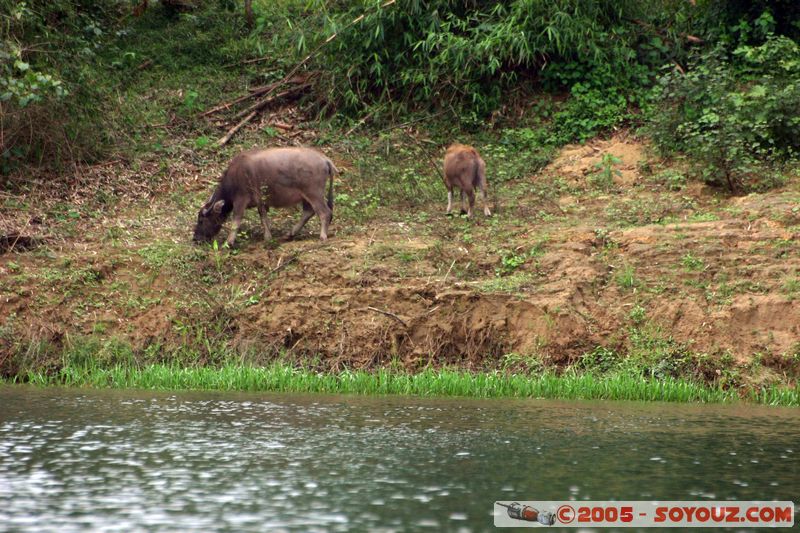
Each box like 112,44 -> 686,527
2,134 -> 799,396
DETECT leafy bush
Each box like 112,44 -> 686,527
647,35 -> 800,192
1,0 -> 127,172
0,0 -> 272,174
544,60 -> 651,143
319,1 -> 688,123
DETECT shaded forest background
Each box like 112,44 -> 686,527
2,0 -> 799,192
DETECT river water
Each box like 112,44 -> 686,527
0,386 -> 797,532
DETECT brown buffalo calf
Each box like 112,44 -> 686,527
443,144 -> 491,218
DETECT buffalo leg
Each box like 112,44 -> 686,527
481,186 -> 491,217
257,202 -> 272,241
288,201 -> 315,240
307,198 -> 332,241
225,203 -> 246,247
459,190 -> 467,215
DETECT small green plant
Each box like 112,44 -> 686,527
615,265 -> 639,289
395,250 -> 418,263
182,89 -> 201,112
496,251 -> 527,276
593,228 -> 615,249
495,243 -> 545,277
782,277 -> 800,299
194,136 -> 212,149
212,239 -> 224,275
588,153 -> 622,190
681,253 -> 704,272
629,304 -> 647,325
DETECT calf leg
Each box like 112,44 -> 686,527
446,187 -> 454,215
481,186 -> 491,217
225,202 -> 246,247
466,190 -> 476,218
257,202 -> 272,241
287,201 -> 315,240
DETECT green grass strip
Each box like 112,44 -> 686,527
11,363 -> 799,406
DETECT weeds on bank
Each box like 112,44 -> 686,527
4,327 -> 797,406
615,265 -> 640,290
18,362 -> 793,405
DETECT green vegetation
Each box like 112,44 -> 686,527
647,33 -> 800,192
11,362 -> 797,406
588,154 -> 622,190
5,326 -> 796,405
681,253 -> 705,272
4,0 -> 799,193
615,264 -> 640,289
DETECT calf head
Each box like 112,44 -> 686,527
193,199 -> 226,243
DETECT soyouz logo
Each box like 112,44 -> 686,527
494,501 -> 795,528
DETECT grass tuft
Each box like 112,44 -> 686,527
12,363 -> 798,406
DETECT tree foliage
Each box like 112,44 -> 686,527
648,34 -> 800,192
319,0 -> 693,117
1,0 -> 799,188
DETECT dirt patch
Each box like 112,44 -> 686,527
544,132 -> 647,186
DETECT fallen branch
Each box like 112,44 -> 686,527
200,75 -> 309,118
216,84 -> 310,146
213,0 -> 397,145
367,227 -> 378,247
345,107 -> 378,136
366,306 -> 408,328
216,84 -> 311,146
269,254 -> 298,276
232,83 -> 310,121
0,233 -> 41,254
441,259 -> 456,284
199,85 -> 274,117
217,110 -> 258,147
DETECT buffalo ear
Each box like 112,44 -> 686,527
212,199 -> 225,214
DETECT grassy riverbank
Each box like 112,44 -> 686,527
3,2 -> 800,405
10,363 -> 798,406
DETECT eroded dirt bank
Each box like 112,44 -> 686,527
2,134 -> 799,389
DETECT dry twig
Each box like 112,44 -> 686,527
366,306 -> 408,328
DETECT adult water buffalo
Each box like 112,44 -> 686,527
193,147 -> 336,246
443,143 -> 491,217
